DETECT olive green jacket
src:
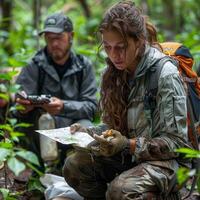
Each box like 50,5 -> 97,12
128,46 -> 189,169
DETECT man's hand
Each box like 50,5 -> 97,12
0,98 -> 8,108
16,98 -> 34,113
41,97 -> 64,115
91,129 -> 129,157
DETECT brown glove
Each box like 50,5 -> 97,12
91,129 -> 129,157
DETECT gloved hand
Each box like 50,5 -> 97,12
91,129 -> 129,157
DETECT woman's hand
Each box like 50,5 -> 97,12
70,123 -> 87,134
91,129 -> 129,157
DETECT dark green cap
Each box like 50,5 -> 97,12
39,12 -> 73,35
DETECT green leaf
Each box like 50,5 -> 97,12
0,124 -> 12,132
16,150 -> 40,166
7,118 -> 17,126
26,162 -> 43,177
177,167 -> 190,185
0,141 -> 13,149
6,196 -> 18,200
0,73 -> 11,81
0,93 -> 9,101
10,131 -> 25,138
175,148 -> 200,158
7,157 -> 26,176
0,147 -> 12,162
0,188 -> 9,199
28,177 -> 45,193
14,123 -> 32,128
0,130 -> 4,137
13,104 -> 25,111
9,106 -> 18,112
8,57 -> 27,67
0,83 -> 7,93
9,84 -> 21,93
12,136 -> 20,143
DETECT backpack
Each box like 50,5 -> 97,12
144,42 -> 200,198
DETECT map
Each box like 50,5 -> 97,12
35,127 -> 95,149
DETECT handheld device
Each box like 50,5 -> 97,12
16,91 -> 51,105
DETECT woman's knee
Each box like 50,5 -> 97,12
107,179 -> 159,200
63,152 -> 92,187
63,153 -> 79,187
106,175 -> 128,200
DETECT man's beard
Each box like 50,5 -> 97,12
50,48 -> 70,62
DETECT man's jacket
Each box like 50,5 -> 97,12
127,46 -> 189,170
16,48 -> 97,121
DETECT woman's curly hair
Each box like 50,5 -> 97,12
98,1 -> 159,135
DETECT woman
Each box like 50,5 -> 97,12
63,1 -> 189,199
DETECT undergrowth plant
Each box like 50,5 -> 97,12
0,66 -> 44,199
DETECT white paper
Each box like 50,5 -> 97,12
35,127 -> 95,148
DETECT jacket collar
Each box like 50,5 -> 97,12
33,48 -> 84,82
133,45 -> 164,79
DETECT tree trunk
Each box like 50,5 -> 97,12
77,0 -> 91,18
0,0 -> 13,54
33,0 -> 41,50
162,0 -> 176,40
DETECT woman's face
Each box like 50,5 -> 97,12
102,30 -> 138,72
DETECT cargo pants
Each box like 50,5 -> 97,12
63,151 -> 180,200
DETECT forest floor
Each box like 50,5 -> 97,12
0,165 -> 44,200
0,164 -> 199,200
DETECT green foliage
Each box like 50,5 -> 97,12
0,66 -> 42,198
0,189 -> 9,200
175,148 -> 200,193
28,177 -> 45,193
176,148 -> 200,158
0,188 -> 27,200
7,157 -> 26,176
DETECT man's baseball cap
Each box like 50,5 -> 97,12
39,12 -> 73,35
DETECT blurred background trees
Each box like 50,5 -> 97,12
0,0 -> 200,81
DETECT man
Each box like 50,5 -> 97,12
15,12 -> 97,168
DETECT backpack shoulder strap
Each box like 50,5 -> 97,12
37,65 -> 45,94
31,50 -> 47,95
76,54 -> 84,83
145,56 -> 174,112
144,56 -> 177,131
75,54 -> 86,91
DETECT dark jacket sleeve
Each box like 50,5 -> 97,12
61,57 -> 98,121
16,61 -> 40,95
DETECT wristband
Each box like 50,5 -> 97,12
129,139 -> 136,154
